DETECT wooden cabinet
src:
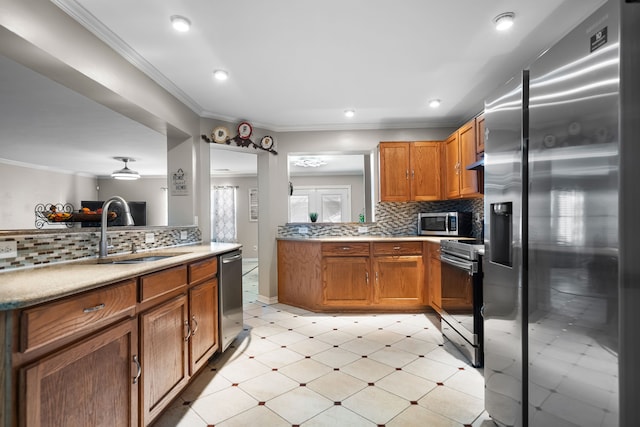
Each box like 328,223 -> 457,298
475,113 -> 485,153
379,142 -> 411,202
188,257 -> 219,375
322,242 -> 371,307
444,119 -> 482,199
372,242 -> 424,307
140,295 -> 189,426
20,318 -> 139,427
426,242 -> 442,314
379,141 -> 441,202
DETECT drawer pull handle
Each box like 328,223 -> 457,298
133,355 -> 141,384
191,315 -> 199,336
341,247 -> 351,251
184,319 -> 192,341
393,246 -> 401,250
83,303 -> 105,313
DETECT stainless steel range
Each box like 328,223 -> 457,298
439,239 -> 484,367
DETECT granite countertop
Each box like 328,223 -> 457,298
0,243 -> 241,311
276,235 -> 474,243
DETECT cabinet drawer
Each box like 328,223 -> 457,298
20,279 -> 136,353
140,265 -> 187,303
189,256 -> 218,284
322,242 -> 370,256
373,242 -> 423,256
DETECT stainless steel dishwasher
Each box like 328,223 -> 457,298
219,250 -> 243,351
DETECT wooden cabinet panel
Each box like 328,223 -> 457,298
140,295 -> 189,426
410,141 -> 442,201
322,256 -> 371,307
458,119 -> 480,197
188,257 -> 217,284
322,242 -> 370,256
475,113 -> 485,153
140,266 -> 187,303
372,241 -> 422,256
188,278 -> 218,375
21,318 -> 138,427
20,279 -> 136,354
379,142 -> 411,201
443,132 -> 461,199
427,242 -> 442,313
373,255 -> 424,307
278,240 -> 322,310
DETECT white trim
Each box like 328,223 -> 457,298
256,295 -> 278,305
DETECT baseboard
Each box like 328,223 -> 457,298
243,257 -> 258,262
256,295 -> 278,305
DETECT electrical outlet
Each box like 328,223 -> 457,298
298,226 -> 309,235
180,231 -> 188,240
145,233 -> 155,244
253,245 -> 258,251
0,241 -> 18,259
358,226 -> 368,234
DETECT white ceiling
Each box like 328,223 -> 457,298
0,0 -> 605,177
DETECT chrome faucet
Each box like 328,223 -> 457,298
98,196 -> 135,259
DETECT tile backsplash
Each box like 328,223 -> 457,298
0,226 -> 202,272
278,199 -> 484,239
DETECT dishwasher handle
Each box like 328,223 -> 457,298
222,253 -> 242,263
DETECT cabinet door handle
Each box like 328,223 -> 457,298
191,315 -> 199,336
184,319 -> 192,341
406,170 -> 409,180
365,271 -> 369,285
83,303 -> 105,313
411,170 -> 415,179
132,355 -> 141,384
375,271 -> 379,282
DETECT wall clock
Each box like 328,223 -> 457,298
237,121 -> 253,140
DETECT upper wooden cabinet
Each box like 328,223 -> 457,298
444,119 -> 482,199
379,141 -> 441,202
475,113 -> 485,154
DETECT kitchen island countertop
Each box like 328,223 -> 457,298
0,243 -> 241,311
276,235 -> 475,243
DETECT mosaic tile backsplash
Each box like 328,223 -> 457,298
0,226 -> 202,272
278,199 -> 485,239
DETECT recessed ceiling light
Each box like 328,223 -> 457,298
428,99 -> 441,108
493,12 -> 515,31
344,109 -> 355,118
213,69 -> 229,81
170,15 -> 191,32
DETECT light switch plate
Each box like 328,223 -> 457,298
358,226 -> 368,234
180,231 -> 188,240
145,233 -> 155,244
0,241 -> 18,259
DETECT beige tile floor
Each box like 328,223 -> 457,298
153,260 -> 492,426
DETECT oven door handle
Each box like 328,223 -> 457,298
440,254 -> 477,275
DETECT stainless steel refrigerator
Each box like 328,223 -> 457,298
483,0 -> 640,425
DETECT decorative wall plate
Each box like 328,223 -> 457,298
260,135 -> 274,150
237,121 -> 253,140
212,126 -> 229,143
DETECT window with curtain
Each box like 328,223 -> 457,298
212,186 -> 238,242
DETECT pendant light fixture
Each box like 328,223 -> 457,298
111,157 -> 141,180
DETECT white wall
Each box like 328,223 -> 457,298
0,161 -> 98,229
211,176 -> 259,260
97,177 -> 168,226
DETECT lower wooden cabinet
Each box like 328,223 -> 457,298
140,295 -> 189,426
20,318 -> 139,427
427,242 -> 443,313
322,256 -> 371,307
188,278 -> 219,375
373,255 -> 424,307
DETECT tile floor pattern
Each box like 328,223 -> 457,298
154,260 -> 492,427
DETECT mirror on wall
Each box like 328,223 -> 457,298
0,53 -> 168,230
288,153 -> 373,223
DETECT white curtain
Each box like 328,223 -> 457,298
212,186 -> 237,242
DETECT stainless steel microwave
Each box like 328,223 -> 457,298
417,212 -> 472,236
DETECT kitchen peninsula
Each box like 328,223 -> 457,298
277,235 -> 462,313
0,233 -> 240,427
